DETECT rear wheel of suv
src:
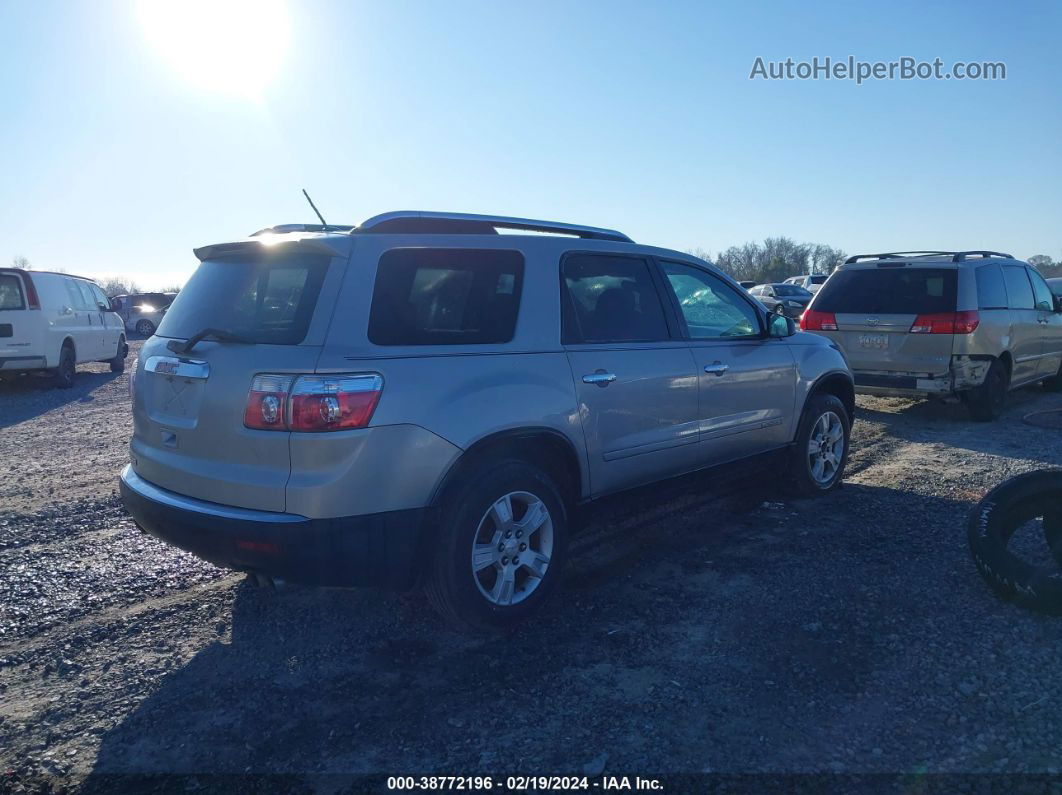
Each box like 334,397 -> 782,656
789,393 -> 850,497
425,458 -> 568,633
135,319 -> 155,337
965,358 -> 1008,422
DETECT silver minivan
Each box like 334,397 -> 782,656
801,251 -> 1062,420
119,212 -> 854,630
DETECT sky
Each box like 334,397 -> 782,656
1,0 -> 1060,289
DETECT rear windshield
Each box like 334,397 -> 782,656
0,274 -> 26,310
156,252 -> 328,344
810,275 -> 827,284
812,267 -> 957,315
773,284 -> 812,297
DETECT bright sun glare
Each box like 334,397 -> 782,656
136,0 -> 290,100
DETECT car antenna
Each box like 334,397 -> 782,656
302,188 -> 329,229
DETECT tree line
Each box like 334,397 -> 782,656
687,237 -> 847,284
8,256 -> 181,296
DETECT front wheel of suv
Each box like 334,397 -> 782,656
1042,359 -> 1062,393
425,459 -> 569,633
789,393 -> 850,497
965,358 -> 1008,421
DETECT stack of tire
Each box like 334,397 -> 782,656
968,470 -> 1062,614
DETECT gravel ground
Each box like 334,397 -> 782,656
3,349 -> 1062,791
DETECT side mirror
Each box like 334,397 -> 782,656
768,312 -> 796,338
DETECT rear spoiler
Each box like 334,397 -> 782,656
193,235 -> 351,261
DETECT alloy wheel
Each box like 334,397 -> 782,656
471,491 -> 554,606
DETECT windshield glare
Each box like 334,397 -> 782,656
156,253 -> 329,344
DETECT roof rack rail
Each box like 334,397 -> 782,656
951,250 -> 1013,262
250,223 -> 355,236
844,251 -> 955,264
355,211 -> 633,242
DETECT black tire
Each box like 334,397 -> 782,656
135,319 -> 155,337
965,358 -> 1008,421
425,458 -> 569,633
789,393 -> 850,497
1042,359 -> 1062,392
109,336 -> 127,373
53,343 -> 76,389
968,470 -> 1062,614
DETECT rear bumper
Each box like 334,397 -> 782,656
0,355 -> 47,371
853,355 -> 991,398
119,465 -> 430,590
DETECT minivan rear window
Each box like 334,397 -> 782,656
0,274 -> 25,310
368,249 -> 524,346
156,252 -> 328,344
812,268 -> 957,315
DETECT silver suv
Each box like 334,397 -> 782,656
119,211 -> 854,630
801,251 -> 1062,421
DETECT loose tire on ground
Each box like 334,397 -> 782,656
425,458 -> 568,633
965,358 -> 1008,421
788,393 -> 850,497
53,342 -> 76,389
968,469 -> 1062,614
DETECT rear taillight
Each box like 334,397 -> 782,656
21,272 -> 40,310
243,374 -> 295,430
800,309 -> 838,331
243,373 -> 382,432
910,310 -> 979,334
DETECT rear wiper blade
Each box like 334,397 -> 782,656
167,328 -> 254,354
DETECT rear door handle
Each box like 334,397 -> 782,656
582,371 -> 617,386
704,362 -> 729,376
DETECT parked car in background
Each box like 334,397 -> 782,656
110,292 -> 176,336
119,210 -> 854,631
748,283 -> 815,318
801,251 -> 1062,421
785,274 -> 828,293
738,280 -> 757,290
0,268 -> 127,387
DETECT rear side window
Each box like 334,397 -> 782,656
975,264 -> 1008,309
157,252 -> 329,344
368,249 -> 523,346
0,274 -> 25,310
813,268 -> 957,315
1002,267 -> 1035,310
562,254 -> 669,343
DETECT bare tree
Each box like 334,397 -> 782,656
11,256 -> 29,270
99,277 -> 142,297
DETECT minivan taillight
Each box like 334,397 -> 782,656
243,373 -> 382,432
800,309 -> 838,331
910,311 -> 980,334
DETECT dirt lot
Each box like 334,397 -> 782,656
3,344 -> 1062,790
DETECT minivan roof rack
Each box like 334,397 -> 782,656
844,251 -> 954,264
250,223 -> 355,236
845,250 -> 1015,265
355,211 -> 633,242
951,250 -> 1013,262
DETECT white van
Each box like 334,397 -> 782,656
0,268 -> 128,388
